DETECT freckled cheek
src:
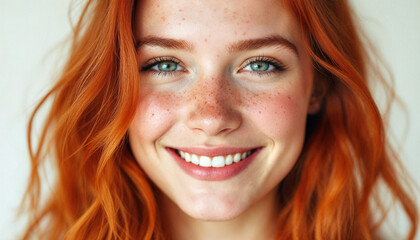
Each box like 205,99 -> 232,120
246,93 -> 307,139
129,92 -> 181,141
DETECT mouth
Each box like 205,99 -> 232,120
173,148 -> 257,167
166,147 -> 262,181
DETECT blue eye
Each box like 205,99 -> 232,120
141,57 -> 183,75
241,57 -> 286,76
153,61 -> 181,72
244,61 -> 274,72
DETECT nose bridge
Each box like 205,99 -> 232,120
196,76 -> 227,110
184,75 -> 241,136
188,75 -> 231,119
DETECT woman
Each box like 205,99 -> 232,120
21,0 -> 418,239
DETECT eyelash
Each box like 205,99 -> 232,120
240,56 -> 287,76
140,56 -> 287,77
140,57 -> 183,77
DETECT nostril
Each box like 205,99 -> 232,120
217,128 -> 232,135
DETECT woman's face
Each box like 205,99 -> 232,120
129,0 -> 318,220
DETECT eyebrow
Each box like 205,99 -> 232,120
136,36 -> 193,51
136,34 -> 298,55
228,35 -> 298,55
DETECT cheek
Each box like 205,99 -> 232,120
129,91 -> 181,141
245,90 -> 308,139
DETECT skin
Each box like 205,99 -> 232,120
129,0 -> 321,239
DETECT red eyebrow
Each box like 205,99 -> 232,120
228,35 -> 298,55
136,36 -> 193,51
136,34 -> 298,55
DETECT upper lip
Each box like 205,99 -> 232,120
167,146 -> 261,157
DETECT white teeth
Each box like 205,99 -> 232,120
199,156 -> 212,167
212,156 -> 225,168
233,153 -> 241,163
177,149 -> 255,167
191,154 -> 199,165
225,155 -> 233,165
185,152 -> 191,162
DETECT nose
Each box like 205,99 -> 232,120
184,76 -> 242,136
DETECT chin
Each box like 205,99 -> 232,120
178,197 -> 249,221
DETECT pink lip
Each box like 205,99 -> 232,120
166,147 -> 262,181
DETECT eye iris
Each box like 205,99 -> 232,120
250,62 -> 269,71
158,61 -> 177,72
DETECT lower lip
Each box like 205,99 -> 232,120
167,147 -> 262,181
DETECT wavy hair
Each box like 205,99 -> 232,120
21,0 -> 418,239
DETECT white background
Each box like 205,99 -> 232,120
0,0 -> 419,239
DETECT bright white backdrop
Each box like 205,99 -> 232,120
0,0 -> 419,239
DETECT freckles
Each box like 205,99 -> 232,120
140,92 -> 175,118
244,91 -> 298,134
185,79 -> 240,117
231,11 -> 237,20
133,91 -> 181,138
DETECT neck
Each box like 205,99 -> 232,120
158,190 -> 279,240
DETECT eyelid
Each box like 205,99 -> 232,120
238,56 -> 287,73
140,56 -> 185,72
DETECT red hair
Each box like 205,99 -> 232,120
21,0 -> 418,239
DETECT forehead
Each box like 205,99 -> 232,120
134,0 -> 301,44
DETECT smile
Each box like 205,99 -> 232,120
167,147 -> 262,181
176,149 -> 254,167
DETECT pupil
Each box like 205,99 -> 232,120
251,62 -> 268,71
158,61 -> 176,72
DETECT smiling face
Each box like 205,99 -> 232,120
129,0 -> 318,221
